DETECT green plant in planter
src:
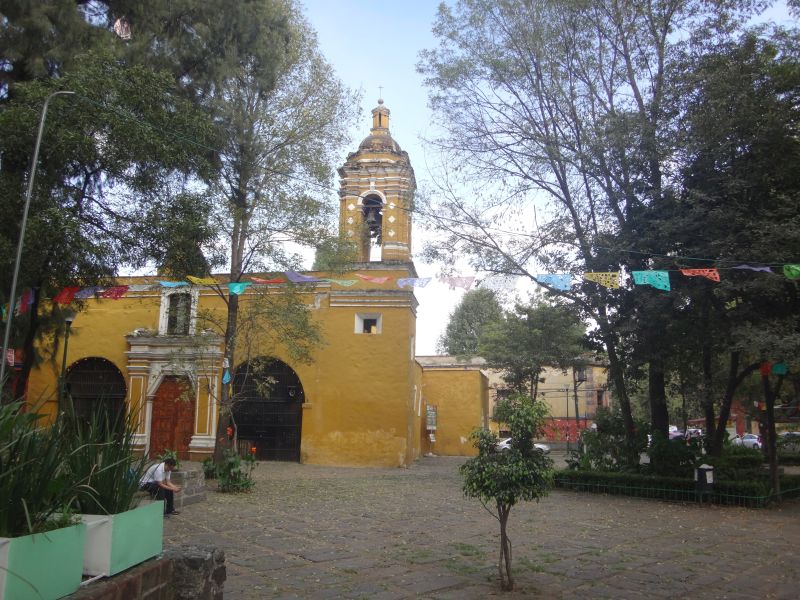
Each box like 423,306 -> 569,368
60,400 -> 150,515
0,402 -> 80,537
217,449 -> 256,493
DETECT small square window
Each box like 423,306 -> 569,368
355,313 -> 382,334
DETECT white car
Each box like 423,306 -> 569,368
732,433 -> 762,450
496,437 -> 551,454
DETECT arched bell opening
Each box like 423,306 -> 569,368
231,357 -> 304,461
64,357 -> 126,426
361,195 -> 383,261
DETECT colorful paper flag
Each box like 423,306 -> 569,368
439,276 -> 475,290
101,286 -> 129,299
127,284 -> 153,292
397,277 -> 432,289
187,275 -> 218,285
250,276 -> 285,284
15,288 -> 34,315
783,264 -> 800,280
53,286 -> 81,304
228,282 -> 251,295
159,281 -> 189,288
479,275 -> 518,292
285,271 -> 321,283
222,369 -> 232,384
583,272 -> 620,289
733,264 -> 773,273
323,279 -> 358,286
535,273 -> 572,291
680,268 -> 720,282
631,271 -> 670,291
74,287 -> 100,299
354,273 -> 390,284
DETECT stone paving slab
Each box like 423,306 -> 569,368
164,455 -> 800,599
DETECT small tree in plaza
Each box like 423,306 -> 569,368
460,394 -> 554,591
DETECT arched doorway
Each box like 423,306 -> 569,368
232,358 -> 304,461
65,357 -> 126,425
149,376 -> 195,460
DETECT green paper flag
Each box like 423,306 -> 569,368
783,264 -> 800,280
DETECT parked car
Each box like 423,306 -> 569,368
732,433 -> 762,450
778,431 -> 800,449
496,438 -> 551,454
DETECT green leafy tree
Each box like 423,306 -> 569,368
438,287 -> 503,356
461,394 -> 554,591
480,301 -> 586,399
200,5 -> 358,462
0,47 -> 214,398
418,0 -> 769,456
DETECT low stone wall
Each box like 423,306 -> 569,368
163,545 -> 226,600
65,545 -> 224,600
171,464 -> 207,508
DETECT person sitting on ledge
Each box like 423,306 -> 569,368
139,457 -> 182,515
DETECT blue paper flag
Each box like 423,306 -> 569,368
228,282 -> 252,295
535,273 -> 572,291
632,271 -> 670,291
222,369 -> 231,384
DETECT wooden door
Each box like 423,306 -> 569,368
149,376 -> 195,460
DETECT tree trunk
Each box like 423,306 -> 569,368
601,328 -> 637,465
648,358 -> 669,435
710,354 -> 759,456
497,500 -> 513,591
14,284 -> 43,403
762,371 -> 782,499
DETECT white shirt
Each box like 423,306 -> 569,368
140,462 -> 171,486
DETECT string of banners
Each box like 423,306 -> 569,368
4,272 -> 479,309
4,263 -> 798,314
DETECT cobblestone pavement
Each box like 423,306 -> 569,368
164,455 -> 800,599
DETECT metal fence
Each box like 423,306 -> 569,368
554,475 -> 800,508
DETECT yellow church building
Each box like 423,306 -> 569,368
23,100 -> 490,467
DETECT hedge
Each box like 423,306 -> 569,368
554,469 -> 800,508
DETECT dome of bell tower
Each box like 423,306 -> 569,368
358,99 -> 402,153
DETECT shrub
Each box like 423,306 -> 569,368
202,457 -> 217,479
0,402 -> 79,536
566,407 -> 648,472
217,449 -> 256,493
645,432 -> 699,478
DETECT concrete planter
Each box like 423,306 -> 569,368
80,501 -> 164,577
0,522 -> 86,600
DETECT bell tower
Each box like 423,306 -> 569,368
338,99 -> 416,263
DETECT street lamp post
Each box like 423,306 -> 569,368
58,310 -> 76,412
0,90 -> 75,388
564,387 -> 570,450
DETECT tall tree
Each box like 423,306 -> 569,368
438,287 -> 503,355
204,7 -> 358,460
646,30 -> 800,460
418,0 -> 767,455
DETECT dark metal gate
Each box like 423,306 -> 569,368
65,357 -> 126,424
231,358 -> 304,461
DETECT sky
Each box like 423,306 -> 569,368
302,0 -> 471,355
300,1 -> 796,356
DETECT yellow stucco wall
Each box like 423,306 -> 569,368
25,266 -> 423,468
421,368 -> 488,457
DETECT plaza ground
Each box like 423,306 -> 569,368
163,454 -> 800,599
